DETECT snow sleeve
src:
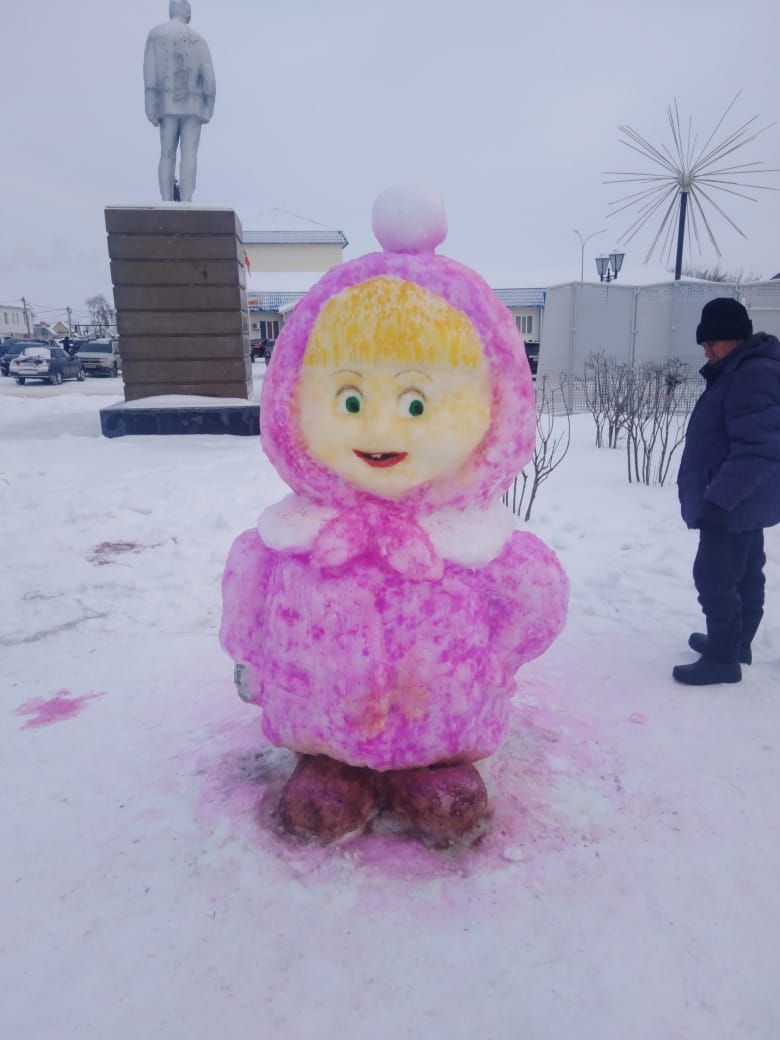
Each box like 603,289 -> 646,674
199,41 -> 216,120
219,528 -> 275,669
478,530 -> 568,674
143,33 -> 159,123
705,362 -> 780,513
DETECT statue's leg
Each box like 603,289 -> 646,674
158,117 -> 179,202
178,117 -> 203,202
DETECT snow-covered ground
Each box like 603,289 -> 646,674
2,374 -> 779,1040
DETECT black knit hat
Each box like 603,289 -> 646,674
696,297 -> 753,344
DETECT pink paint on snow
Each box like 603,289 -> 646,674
221,528 -> 567,770
196,699 -> 623,886
15,689 -> 105,729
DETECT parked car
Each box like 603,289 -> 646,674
250,338 -> 268,363
9,345 -> 86,385
1,339 -> 51,376
76,338 -> 121,377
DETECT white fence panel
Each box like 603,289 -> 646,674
742,282 -> 780,339
537,283 -> 635,383
538,280 -> 752,384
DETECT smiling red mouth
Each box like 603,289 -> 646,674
353,450 -> 408,468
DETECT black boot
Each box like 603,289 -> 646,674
688,632 -> 752,666
673,656 -> 742,685
674,619 -> 742,685
740,609 -> 763,659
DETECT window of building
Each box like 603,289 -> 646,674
515,315 -> 534,336
259,319 -> 280,340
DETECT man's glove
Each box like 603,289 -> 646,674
698,500 -> 730,528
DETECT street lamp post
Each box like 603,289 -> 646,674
573,228 -> 606,281
595,250 -> 625,282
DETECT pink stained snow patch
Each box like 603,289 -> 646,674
628,712 -> 647,725
15,689 -> 105,730
196,698 -> 624,887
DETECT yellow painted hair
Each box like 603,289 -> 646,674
303,276 -> 483,368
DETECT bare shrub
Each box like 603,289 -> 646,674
579,351 -> 631,449
579,352 -> 695,485
504,376 -> 572,521
621,359 -> 692,486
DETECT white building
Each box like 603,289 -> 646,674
1,303 -> 28,342
246,283 -> 546,376
242,209 -> 348,275
241,209 -> 546,371
492,288 -> 545,373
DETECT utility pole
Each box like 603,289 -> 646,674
20,296 -> 32,336
66,306 -> 73,334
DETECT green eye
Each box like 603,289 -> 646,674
398,390 -> 425,417
337,387 -> 363,414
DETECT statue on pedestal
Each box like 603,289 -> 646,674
143,1 -> 216,202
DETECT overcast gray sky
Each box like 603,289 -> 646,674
2,0 -> 778,325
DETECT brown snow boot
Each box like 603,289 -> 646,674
382,763 -> 488,848
278,755 -> 379,843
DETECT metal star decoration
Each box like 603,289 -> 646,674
604,93 -> 778,278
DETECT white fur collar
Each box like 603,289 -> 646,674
257,493 -> 514,567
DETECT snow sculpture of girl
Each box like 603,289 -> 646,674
220,186 -> 568,846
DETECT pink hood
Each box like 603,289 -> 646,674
260,239 -> 535,515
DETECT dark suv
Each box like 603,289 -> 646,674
250,338 -> 268,363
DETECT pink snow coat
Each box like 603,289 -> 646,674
220,248 -> 568,771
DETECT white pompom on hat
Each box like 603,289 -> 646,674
371,183 -> 448,254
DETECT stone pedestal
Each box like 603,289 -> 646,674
105,207 -> 251,402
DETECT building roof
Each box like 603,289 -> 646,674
493,288 -> 547,307
248,286 -> 548,313
248,291 -> 306,312
244,229 -> 348,246
242,207 -> 348,247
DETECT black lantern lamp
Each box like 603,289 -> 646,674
596,250 -> 625,282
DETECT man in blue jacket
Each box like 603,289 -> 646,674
675,298 -> 780,685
